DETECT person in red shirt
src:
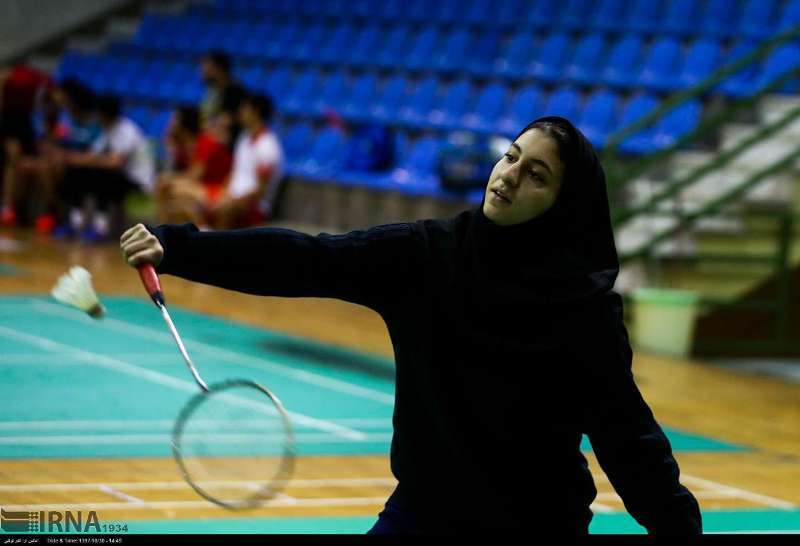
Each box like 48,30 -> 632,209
155,106 -> 231,225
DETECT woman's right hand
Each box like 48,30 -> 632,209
120,223 -> 164,268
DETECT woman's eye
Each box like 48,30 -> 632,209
504,153 -> 515,162
529,171 -> 543,182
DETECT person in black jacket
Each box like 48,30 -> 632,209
120,116 -> 702,536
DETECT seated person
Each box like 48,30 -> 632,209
155,105 -> 231,225
0,63 -> 54,227
1,78 -> 99,232
57,94 -> 154,241
207,92 -> 283,229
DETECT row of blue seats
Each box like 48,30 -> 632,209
122,74 -> 701,157
64,31 -> 800,101
197,0 -> 800,40
127,15 -> 800,92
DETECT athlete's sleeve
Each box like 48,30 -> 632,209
145,222 -> 432,311
579,306 -> 702,536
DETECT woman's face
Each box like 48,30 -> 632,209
482,128 -> 565,226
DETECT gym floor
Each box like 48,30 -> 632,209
1,228 -> 799,534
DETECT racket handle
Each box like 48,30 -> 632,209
137,263 -> 165,306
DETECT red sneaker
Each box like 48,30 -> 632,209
35,214 -> 56,234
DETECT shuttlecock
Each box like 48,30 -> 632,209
51,266 -> 105,319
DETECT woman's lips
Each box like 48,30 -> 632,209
491,189 -> 511,204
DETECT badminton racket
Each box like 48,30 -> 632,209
137,263 -> 295,510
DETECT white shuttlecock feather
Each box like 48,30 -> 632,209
51,266 -> 105,319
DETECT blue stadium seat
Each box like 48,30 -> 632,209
282,122 -> 314,173
738,0 -> 779,40
601,35 -> 644,88
755,44 -> 800,94
778,0 -> 800,31
637,37 -> 683,92
466,0 -> 493,27
132,13 -> 167,50
240,66 -> 268,92
263,20 -> 303,62
347,25 -> 381,67
618,94 -> 660,155
240,22 -> 279,59
404,28 -> 442,71
340,73 -> 378,121
461,82 -> 508,134
376,26 -> 411,69
467,29 -> 502,76
662,0 -> 700,36
541,87 -> 581,120
628,0 -> 663,34
433,28 -> 472,73
128,60 -> 166,101
592,0 -> 628,32
319,24 -> 356,66
652,100 -> 702,149
300,127 -> 347,178
311,70 -> 349,116
427,79 -> 473,130
406,0 -> 433,24
389,136 -> 443,192
397,77 -> 439,127
218,21 -> 251,56
561,0 -> 594,30
283,70 -> 322,115
496,85 -> 542,136
496,0 -> 524,28
377,0 -> 404,22
432,0 -> 461,25
677,39 -> 722,89
717,41 -> 760,98
577,90 -> 619,148
526,0 -> 563,30
265,67 -> 293,100
699,0 -> 740,38
496,32 -> 536,79
564,34 -> 607,85
529,32 -> 572,83
286,22 -> 330,63
370,75 -> 408,122
148,108 -> 172,140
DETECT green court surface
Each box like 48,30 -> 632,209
0,296 -> 744,459
2,295 -> 787,535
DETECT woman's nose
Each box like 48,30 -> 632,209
501,169 -> 519,188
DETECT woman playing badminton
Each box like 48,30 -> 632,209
121,116 -> 701,535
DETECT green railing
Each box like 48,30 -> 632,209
602,24 -> 800,193
607,26 -> 800,356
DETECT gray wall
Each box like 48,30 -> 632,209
0,0 -> 130,62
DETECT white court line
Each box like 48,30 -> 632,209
0,477 -> 398,492
588,470 -> 794,510
0,324 -> 365,442
1,496 -> 389,511
681,474 -> 795,509
0,418 -> 391,431
589,502 -> 614,513
26,300 -> 395,405
0,432 -> 393,445
97,485 -> 146,506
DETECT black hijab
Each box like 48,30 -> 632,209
454,116 -> 620,308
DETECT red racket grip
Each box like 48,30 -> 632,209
137,263 -> 165,306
